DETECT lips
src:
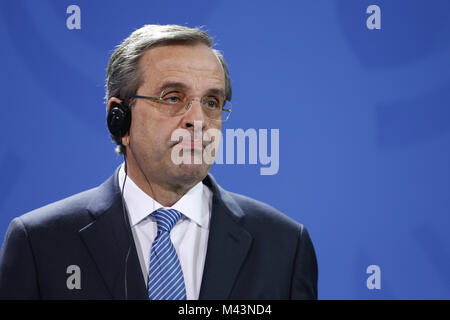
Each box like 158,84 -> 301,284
177,139 -> 204,150
171,131 -> 216,151
172,135 -> 210,150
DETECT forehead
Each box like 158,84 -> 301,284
137,43 -> 225,93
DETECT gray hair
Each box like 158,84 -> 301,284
105,24 -> 232,154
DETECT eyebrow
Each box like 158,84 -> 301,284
158,81 -> 225,98
158,81 -> 188,93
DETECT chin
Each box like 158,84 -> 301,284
173,163 -> 210,185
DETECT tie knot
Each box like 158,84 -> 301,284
151,208 -> 182,233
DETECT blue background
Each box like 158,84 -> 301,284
1,0 -> 450,299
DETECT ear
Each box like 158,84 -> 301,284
122,133 -> 130,147
106,97 -> 130,147
106,97 -> 123,111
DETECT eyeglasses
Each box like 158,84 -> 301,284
132,90 -> 232,122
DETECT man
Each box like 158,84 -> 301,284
0,24 -> 317,299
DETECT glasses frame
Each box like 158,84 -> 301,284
131,91 -> 232,122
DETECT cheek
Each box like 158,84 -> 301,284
130,116 -> 174,153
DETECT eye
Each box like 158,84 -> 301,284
203,97 -> 221,109
166,96 -> 180,104
162,91 -> 184,104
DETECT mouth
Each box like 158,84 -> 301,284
172,136 -> 210,151
178,139 -> 205,151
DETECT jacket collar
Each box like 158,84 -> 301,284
79,166 -> 147,299
199,174 -> 253,299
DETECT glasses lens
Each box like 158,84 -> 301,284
201,97 -> 231,122
159,90 -> 186,115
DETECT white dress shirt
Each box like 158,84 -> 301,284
118,163 -> 212,300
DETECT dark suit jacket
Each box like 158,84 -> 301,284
0,168 -> 318,299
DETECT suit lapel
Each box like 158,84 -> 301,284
78,169 -> 148,300
199,175 -> 253,300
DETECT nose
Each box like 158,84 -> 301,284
182,98 -> 207,130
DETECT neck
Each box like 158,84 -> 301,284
124,159 -> 196,208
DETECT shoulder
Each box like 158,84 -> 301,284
15,171 -> 119,232
16,187 -> 99,233
204,174 -> 305,237
227,191 -> 304,236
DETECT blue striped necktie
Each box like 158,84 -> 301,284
147,208 -> 187,300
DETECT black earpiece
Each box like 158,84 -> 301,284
107,102 -> 132,298
107,102 -> 131,146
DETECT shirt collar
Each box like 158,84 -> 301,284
118,163 -> 209,229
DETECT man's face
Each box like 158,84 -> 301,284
124,43 -> 225,189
